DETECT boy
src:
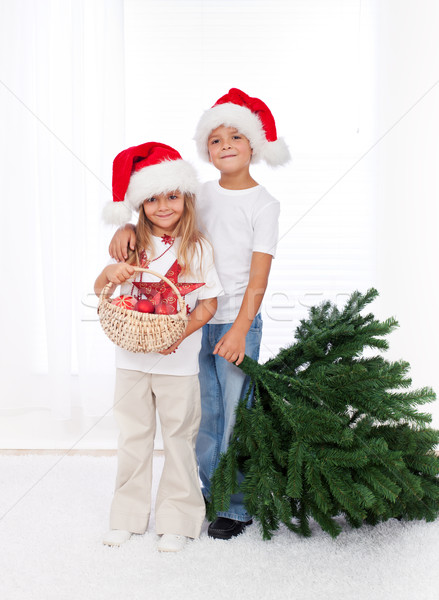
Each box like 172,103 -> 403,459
110,88 -> 290,539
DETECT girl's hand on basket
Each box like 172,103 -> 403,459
105,263 -> 135,285
159,337 -> 183,355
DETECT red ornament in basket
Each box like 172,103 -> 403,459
133,260 -> 204,314
111,295 -> 136,310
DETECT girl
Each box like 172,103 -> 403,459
95,142 -> 223,552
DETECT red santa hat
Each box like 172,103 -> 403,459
194,88 -> 290,167
103,142 -> 199,225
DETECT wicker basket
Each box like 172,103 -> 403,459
98,266 -> 188,353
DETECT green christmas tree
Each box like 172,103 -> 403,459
208,289 -> 439,539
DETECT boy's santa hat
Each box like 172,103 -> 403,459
103,142 -> 199,226
194,88 -> 290,167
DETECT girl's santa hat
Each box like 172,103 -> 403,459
103,142 -> 199,226
194,88 -> 290,167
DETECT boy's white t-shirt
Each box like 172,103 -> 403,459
115,235 -> 223,376
196,180 -> 280,324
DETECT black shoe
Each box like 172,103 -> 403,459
208,517 -> 253,540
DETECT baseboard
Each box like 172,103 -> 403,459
0,449 -> 165,456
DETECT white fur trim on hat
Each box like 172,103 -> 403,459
194,103 -> 290,166
102,200 -> 132,226
263,137 -> 290,167
125,159 -> 199,212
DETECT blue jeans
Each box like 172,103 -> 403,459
196,313 -> 262,522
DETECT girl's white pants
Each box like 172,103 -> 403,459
109,368 -> 205,538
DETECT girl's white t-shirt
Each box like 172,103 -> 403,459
115,235 -> 223,376
196,180 -> 280,324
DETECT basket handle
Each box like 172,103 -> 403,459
100,266 -> 186,316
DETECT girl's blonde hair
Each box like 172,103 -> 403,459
127,192 -> 205,277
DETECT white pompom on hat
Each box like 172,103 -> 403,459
103,142 -> 199,226
194,88 -> 291,167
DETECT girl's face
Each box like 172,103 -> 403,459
207,125 -> 253,175
142,191 -> 185,236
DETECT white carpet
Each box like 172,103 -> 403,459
0,455 -> 438,600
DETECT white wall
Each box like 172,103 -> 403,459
370,0 -> 439,426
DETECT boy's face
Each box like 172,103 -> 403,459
207,125 -> 253,175
142,191 -> 184,236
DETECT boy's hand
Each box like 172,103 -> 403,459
109,224 -> 136,262
214,328 -> 246,366
105,263 -> 135,285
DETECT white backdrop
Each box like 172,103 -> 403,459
1,0 -> 438,449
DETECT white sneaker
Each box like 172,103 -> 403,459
157,533 -> 187,552
102,529 -> 132,546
